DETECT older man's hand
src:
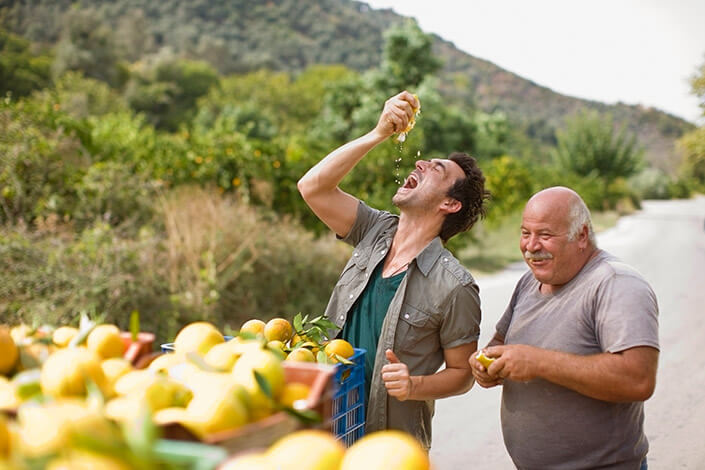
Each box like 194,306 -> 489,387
470,350 -> 504,388
483,344 -> 542,383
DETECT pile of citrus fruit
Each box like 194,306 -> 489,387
0,316 -> 365,469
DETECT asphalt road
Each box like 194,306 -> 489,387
429,196 -> 705,469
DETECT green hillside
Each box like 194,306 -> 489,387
1,0 -> 692,171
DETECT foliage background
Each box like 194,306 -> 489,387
0,1 -> 702,341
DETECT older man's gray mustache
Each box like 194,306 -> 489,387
524,250 -> 554,261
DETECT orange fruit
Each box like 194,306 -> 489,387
267,430 -> 344,470
279,383 -> 311,409
285,348 -> 316,363
174,322 -> 224,356
324,339 -> 354,360
340,430 -> 430,470
263,318 -> 293,343
0,327 -> 18,376
240,319 -> 266,337
87,324 -> 125,359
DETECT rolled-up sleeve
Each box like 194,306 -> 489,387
440,283 -> 481,349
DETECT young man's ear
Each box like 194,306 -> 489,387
441,198 -> 462,215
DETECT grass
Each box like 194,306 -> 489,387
458,209 -> 621,278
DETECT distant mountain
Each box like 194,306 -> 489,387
2,0 -> 692,172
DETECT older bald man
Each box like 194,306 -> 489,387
471,187 -> 659,470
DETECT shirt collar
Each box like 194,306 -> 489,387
414,237 -> 444,277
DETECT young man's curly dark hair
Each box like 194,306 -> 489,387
440,152 -> 490,242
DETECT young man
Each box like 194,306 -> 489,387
297,90 -> 489,449
471,186 -> 659,469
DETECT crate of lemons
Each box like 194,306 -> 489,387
0,321 -> 230,469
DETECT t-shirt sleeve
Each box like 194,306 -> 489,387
338,201 -> 385,247
495,275 -> 527,339
595,271 -> 660,353
440,283 -> 482,349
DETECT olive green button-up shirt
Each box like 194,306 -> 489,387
324,202 -> 482,449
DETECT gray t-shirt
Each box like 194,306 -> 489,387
496,250 -> 659,470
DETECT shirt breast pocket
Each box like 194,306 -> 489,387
337,248 -> 371,286
395,304 -> 435,350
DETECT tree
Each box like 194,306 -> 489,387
0,28 -> 52,98
553,110 -> 644,190
125,55 -> 219,131
676,54 -> 705,191
374,19 -> 442,93
52,8 -> 125,87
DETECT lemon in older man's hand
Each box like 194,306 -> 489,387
475,351 -> 495,369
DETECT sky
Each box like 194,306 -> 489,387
363,0 -> 705,124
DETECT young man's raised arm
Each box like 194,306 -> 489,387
297,91 -> 418,237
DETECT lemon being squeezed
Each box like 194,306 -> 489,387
396,94 -> 421,143
476,351 -> 495,369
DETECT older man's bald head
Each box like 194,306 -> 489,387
525,187 -> 596,246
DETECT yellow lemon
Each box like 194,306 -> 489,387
279,382 -> 311,409
240,319 -> 266,337
40,348 -> 108,398
9,324 -> 32,344
113,369 -> 153,396
266,340 -> 287,360
263,318 -> 293,343
18,400 -> 116,458
87,324 -> 125,359
51,326 -> 79,348
147,352 -> 184,373
174,322 -> 224,356
324,339 -> 354,360
289,333 -> 306,347
204,342 -> 239,371
267,430 -> 345,470
475,351 -> 495,369
0,327 -> 18,376
101,358 -> 133,397
104,396 -> 145,423
181,384 -> 249,438
285,348 -> 316,363
396,94 -> 421,142
232,349 -> 284,421
340,430 -> 430,470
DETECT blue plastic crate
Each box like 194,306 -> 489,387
331,348 -> 366,446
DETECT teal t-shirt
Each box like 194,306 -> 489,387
340,261 -> 406,403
